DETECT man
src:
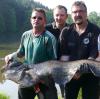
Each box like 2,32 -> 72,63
46,5 -> 69,98
46,5 -> 68,40
60,1 -> 100,99
5,8 -> 58,99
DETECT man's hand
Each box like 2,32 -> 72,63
5,52 -> 17,64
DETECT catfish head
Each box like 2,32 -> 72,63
1,61 -> 40,87
1,61 -> 27,84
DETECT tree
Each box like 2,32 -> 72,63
46,10 -> 53,24
88,11 -> 100,27
0,0 -> 51,42
67,14 -> 73,24
0,13 -> 5,33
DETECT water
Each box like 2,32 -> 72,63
0,58 -> 5,61
0,80 -> 18,99
0,59 -> 18,99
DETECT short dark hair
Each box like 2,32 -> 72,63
31,8 -> 46,18
72,1 -> 87,12
53,5 -> 67,14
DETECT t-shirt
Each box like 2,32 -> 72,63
46,22 -> 69,40
17,29 -> 57,64
46,22 -> 69,59
60,21 -> 100,60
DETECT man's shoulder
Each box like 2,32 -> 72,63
62,24 -> 73,32
45,30 -> 55,37
88,22 -> 100,30
88,21 -> 100,35
60,24 -> 74,39
22,29 -> 32,37
46,23 -> 53,29
44,30 -> 56,40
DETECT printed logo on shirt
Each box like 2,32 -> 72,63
83,38 -> 89,44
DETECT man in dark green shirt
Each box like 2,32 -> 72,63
5,8 -> 58,99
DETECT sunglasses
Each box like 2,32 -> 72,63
31,16 -> 43,20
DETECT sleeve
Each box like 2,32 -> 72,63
89,23 -> 100,58
16,34 -> 25,57
46,34 -> 57,60
59,27 -> 70,55
89,33 -> 99,59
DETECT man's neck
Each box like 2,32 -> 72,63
56,23 -> 66,31
32,28 -> 45,36
75,21 -> 88,35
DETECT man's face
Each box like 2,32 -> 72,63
53,8 -> 67,26
71,5 -> 87,25
30,11 -> 46,29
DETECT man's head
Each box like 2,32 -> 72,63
53,5 -> 68,27
30,8 -> 46,29
71,1 -> 87,25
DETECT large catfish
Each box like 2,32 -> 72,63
1,59 -> 100,88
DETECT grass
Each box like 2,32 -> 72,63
0,43 -> 19,56
0,43 -> 19,66
34,91 -> 82,99
0,92 -> 10,99
78,88 -> 82,99
0,43 -> 19,83
34,95 -> 65,99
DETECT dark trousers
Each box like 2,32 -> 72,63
65,73 -> 100,99
18,77 -> 58,99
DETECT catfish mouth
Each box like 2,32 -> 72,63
19,73 -> 39,88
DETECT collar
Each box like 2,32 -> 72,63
52,22 -> 68,29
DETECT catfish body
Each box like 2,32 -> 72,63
1,59 -> 100,87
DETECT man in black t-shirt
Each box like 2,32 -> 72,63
46,5 -> 69,41
60,1 -> 100,99
46,5 -> 70,60
46,5 -> 69,98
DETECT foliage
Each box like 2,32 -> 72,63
46,10 -> 54,23
0,92 -> 10,99
67,14 -> 73,24
0,0 -> 100,43
0,14 -> 5,33
0,0 -> 50,43
88,11 -> 100,27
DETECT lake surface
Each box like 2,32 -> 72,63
0,59 -> 18,99
0,80 -> 18,99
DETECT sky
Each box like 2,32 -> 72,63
34,0 -> 100,14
